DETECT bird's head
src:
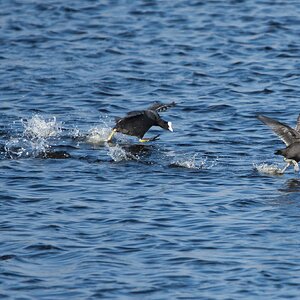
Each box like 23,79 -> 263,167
158,119 -> 173,132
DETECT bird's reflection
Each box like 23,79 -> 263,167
121,143 -> 154,157
38,150 -> 71,159
279,178 -> 300,193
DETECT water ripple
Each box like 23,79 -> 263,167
1,0 -> 300,299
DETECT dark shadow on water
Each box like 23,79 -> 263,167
279,178 -> 300,193
38,150 -> 71,159
121,144 -> 154,157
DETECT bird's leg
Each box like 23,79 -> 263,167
281,163 -> 291,173
292,160 -> 299,172
107,129 -> 116,142
139,134 -> 160,143
281,158 -> 293,173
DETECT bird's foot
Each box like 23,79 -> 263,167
139,134 -> 160,143
292,161 -> 299,172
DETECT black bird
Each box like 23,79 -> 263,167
257,114 -> 300,173
107,102 -> 176,143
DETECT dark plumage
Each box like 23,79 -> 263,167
275,143 -> 300,162
107,102 -> 176,142
257,114 -> 300,173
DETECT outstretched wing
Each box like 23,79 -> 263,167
257,115 -> 300,146
115,110 -> 147,122
126,110 -> 145,117
115,111 -> 144,122
148,101 -> 176,112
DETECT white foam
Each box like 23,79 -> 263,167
253,163 -> 283,175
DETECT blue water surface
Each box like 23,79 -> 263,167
1,0 -> 300,299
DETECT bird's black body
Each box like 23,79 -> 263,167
108,102 -> 175,142
115,110 -> 168,139
275,142 -> 300,162
257,114 -> 300,172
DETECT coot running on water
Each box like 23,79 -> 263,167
107,102 -> 176,143
257,114 -> 300,173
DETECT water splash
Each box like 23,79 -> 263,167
170,154 -> 217,170
22,115 -> 61,139
253,163 -> 283,175
4,138 -> 49,159
107,144 -> 139,162
68,126 -> 81,139
4,115 -> 60,159
86,126 -> 112,144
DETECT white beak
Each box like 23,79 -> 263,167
168,121 -> 173,132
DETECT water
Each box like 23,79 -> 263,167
1,0 -> 300,299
